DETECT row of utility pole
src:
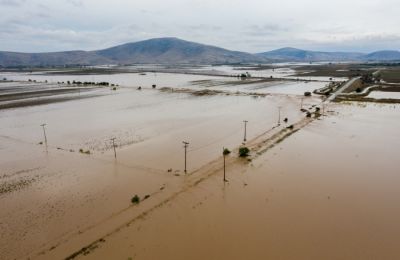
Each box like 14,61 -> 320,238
39,102 -> 326,181
38,123 -> 118,157
37,107 -> 274,177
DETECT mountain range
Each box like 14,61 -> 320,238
257,47 -> 400,62
0,37 -> 399,67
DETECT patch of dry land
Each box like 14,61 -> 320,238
1,68 -> 400,259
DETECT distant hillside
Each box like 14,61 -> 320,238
95,37 -> 266,64
0,38 -> 267,67
257,47 -> 364,62
1,39 -> 400,67
0,51 -> 110,67
363,50 -> 400,61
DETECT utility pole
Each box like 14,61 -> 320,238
223,147 -> 226,182
277,106 -> 282,125
183,141 -> 189,174
243,120 -> 248,142
223,147 -> 230,182
111,138 -> 117,159
40,124 -> 47,146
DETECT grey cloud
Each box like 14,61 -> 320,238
66,0 -> 83,7
0,23 -> 152,52
1,0 -> 400,53
0,0 -> 26,6
243,24 -> 290,37
187,25 -> 222,31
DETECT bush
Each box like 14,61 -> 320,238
239,147 -> 250,157
304,91 -> 312,97
223,148 -> 231,156
131,195 -> 140,204
79,149 -> 90,154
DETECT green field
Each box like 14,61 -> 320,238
380,69 -> 400,83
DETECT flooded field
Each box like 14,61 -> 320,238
63,103 -> 400,260
367,90 -> 400,99
1,69 -> 330,97
1,67 -> 399,259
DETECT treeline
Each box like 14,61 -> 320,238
69,81 -> 113,86
26,79 -> 117,87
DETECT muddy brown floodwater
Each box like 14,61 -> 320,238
1,70 -> 399,260
0,73 -> 323,259
62,102 -> 400,260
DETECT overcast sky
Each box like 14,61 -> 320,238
1,0 -> 399,53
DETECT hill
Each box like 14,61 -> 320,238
1,39 -> 400,67
0,51 -> 110,67
95,37 -> 266,64
363,50 -> 400,61
0,38 -> 267,67
257,47 -> 364,62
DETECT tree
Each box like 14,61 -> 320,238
223,148 -> 231,156
131,195 -> 140,204
239,147 -> 250,157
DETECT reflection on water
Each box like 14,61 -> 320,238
1,66 -> 332,96
367,91 -> 400,99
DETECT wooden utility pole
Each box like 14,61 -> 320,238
223,147 -> 230,182
223,147 -> 226,182
277,106 -> 282,125
243,120 -> 248,142
111,138 -> 117,159
183,141 -> 189,174
40,124 -> 47,146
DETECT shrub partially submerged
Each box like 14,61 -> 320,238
239,147 -> 250,157
131,195 -> 140,204
79,149 -> 91,155
223,148 -> 231,156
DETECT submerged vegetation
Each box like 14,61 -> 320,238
72,81 -> 111,86
223,148 -> 231,156
131,195 -> 140,204
79,149 -> 91,155
239,147 -> 250,157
